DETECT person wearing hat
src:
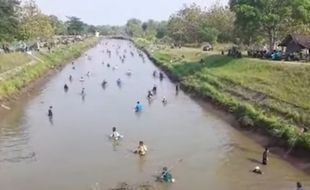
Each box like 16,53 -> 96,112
134,141 -> 147,156
160,167 -> 175,183
252,166 -> 263,174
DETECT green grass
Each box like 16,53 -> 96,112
136,41 -> 310,151
154,47 -> 210,62
0,53 -> 32,73
204,56 -> 310,110
0,37 -> 100,101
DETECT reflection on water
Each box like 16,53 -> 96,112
0,39 -> 309,190
0,110 -> 35,164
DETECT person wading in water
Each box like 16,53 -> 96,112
48,106 -> 53,117
134,141 -> 147,156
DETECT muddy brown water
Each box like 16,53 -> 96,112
0,39 -> 309,190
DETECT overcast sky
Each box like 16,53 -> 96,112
35,0 -> 228,25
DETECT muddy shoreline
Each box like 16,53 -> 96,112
131,39 -> 310,171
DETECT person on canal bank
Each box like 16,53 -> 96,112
153,70 -> 157,77
159,167 -> 175,183
48,106 -> 53,117
110,127 -> 123,140
135,101 -> 143,112
69,75 -> 73,82
262,147 -> 269,165
134,141 -> 148,156
252,166 -> 263,174
296,182 -> 303,190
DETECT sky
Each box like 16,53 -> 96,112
35,0 -> 228,25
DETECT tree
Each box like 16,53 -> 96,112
19,14 -> 54,40
167,3 -> 206,44
20,0 -> 40,18
199,26 -> 219,44
0,0 -> 20,42
205,5 -> 235,42
125,18 -> 143,37
49,15 -> 67,35
86,25 -> 97,34
167,16 -> 186,44
291,0 -> 310,23
18,0 -> 54,40
156,21 -> 168,39
66,17 -> 85,35
230,0 -> 292,50
142,22 -> 148,32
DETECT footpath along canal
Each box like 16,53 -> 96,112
0,39 -> 309,190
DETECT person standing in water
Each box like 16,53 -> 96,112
64,84 -> 69,92
134,141 -> 147,156
135,101 -> 143,112
296,182 -> 303,190
48,106 -> 53,117
81,88 -> 85,95
152,85 -> 157,94
147,91 -> 153,99
159,167 -> 175,183
262,147 -> 269,165
162,97 -> 168,104
110,127 -> 123,140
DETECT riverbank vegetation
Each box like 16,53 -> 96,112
0,37 -> 99,102
0,0 -> 102,43
0,0 -> 102,102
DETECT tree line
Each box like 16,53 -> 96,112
1,0 -> 309,51
123,1 -> 310,51
0,0 -> 99,43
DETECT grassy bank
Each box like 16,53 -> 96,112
0,53 -> 32,73
135,41 -> 310,153
0,37 -> 100,102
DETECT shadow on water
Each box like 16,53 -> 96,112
247,158 -> 263,165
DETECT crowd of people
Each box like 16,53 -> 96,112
46,40 -> 178,184
45,40 -> 305,189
